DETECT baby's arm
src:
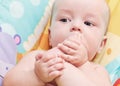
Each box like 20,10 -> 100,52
55,61 -> 112,86
55,62 -> 96,86
57,34 -> 88,67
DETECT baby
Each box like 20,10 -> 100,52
3,0 -> 112,86
35,0 -> 111,86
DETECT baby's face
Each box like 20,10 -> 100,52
49,0 -> 109,60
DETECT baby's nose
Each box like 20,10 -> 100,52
70,27 -> 81,32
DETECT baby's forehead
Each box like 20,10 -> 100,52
54,0 -> 106,6
54,0 -> 108,13
53,0 -> 109,21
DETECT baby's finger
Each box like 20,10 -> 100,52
60,54 -> 71,62
42,53 -> 55,62
63,39 -> 79,50
48,63 -> 64,73
47,57 -> 64,67
60,54 -> 79,66
48,71 -> 62,81
58,43 -> 76,55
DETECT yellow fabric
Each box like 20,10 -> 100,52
94,0 -> 120,65
107,0 -> 120,36
18,0 -> 120,66
34,18 -> 50,51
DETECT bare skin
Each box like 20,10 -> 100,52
3,0 -> 112,86
35,35 -> 111,86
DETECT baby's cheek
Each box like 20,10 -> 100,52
88,49 -> 97,61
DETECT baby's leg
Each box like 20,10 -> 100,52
3,50 -> 45,86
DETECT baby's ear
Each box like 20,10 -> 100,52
97,36 -> 107,54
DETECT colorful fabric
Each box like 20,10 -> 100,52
93,0 -> 120,66
106,56 -> 120,85
0,32 -> 17,86
0,0 -> 49,53
113,78 -> 120,86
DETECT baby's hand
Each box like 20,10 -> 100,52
57,34 -> 88,67
34,51 -> 64,83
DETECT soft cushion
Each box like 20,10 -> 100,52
0,0 -> 49,54
94,0 -> 120,66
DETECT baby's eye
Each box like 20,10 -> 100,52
59,18 -> 71,22
84,21 -> 93,26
